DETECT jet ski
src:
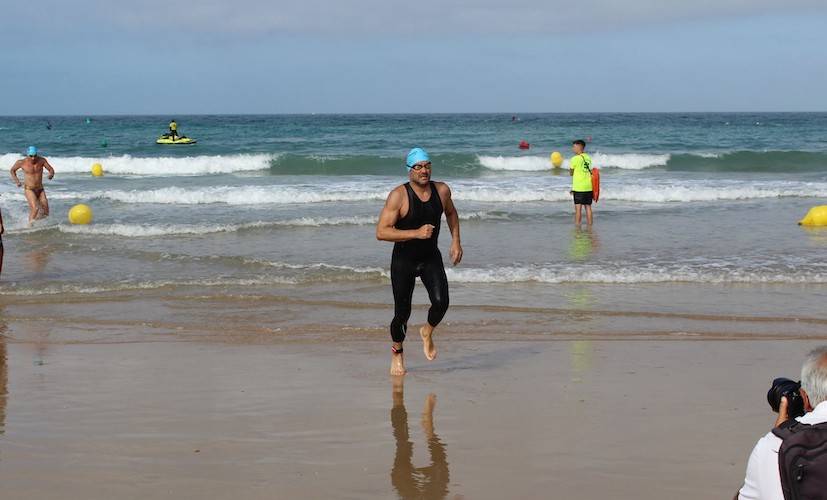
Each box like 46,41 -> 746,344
156,134 -> 197,145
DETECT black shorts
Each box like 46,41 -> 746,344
573,191 -> 593,205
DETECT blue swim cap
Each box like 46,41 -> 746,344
26,146 -> 37,156
406,147 -> 430,170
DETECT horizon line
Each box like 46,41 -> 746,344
2,110 -> 827,118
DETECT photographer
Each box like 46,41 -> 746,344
737,346 -> 827,500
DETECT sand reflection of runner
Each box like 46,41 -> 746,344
568,226 -> 599,262
565,227 -> 599,310
566,227 -> 598,386
391,378 -> 449,500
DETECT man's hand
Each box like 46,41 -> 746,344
450,240 -> 463,266
774,396 -> 790,428
48,173 -> 54,180
417,224 -> 435,240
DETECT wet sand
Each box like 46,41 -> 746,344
0,291 -> 824,499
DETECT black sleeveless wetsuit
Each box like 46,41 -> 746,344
390,182 -> 449,343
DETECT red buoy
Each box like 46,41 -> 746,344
518,140 -> 530,150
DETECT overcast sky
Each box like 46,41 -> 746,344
2,1 -> 826,114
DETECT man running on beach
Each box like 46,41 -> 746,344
569,139 -> 594,225
10,146 -> 55,225
377,148 -> 463,375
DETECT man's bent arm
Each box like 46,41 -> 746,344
10,161 -> 22,186
439,183 -> 463,265
43,159 -> 55,179
441,184 -> 461,244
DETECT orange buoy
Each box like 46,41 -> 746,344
518,140 -> 530,150
591,167 -> 600,202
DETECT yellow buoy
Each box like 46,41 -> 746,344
68,204 -> 93,225
550,151 -> 564,168
91,163 -> 104,177
799,205 -> 827,226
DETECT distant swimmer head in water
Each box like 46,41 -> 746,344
406,147 -> 432,186
27,146 -> 38,157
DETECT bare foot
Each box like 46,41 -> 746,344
390,350 -> 406,376
420,326 -> 437,361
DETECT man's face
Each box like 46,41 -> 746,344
408,161 -> 432,185
572,144 -> 583,154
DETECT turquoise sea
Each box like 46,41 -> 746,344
1,113 -> 826,320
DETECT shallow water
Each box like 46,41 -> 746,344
1,113 -> 826,319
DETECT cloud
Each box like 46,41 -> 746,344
2,7 -> 826,114
10,0 -> 827,39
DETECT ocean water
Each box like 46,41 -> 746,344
1,113 -> 826,319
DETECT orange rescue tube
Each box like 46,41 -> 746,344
591,167 -> 600,202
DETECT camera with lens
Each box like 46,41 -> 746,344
767,377 -> 806,419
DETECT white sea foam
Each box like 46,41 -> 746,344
477,152 -> 670,171
477,155 -> 552,171
603,184 -> 827,203
51,211 -> 504,237
0,278 -> 298,296
0,153 -> 274,176
58,223 -> 253,237
453,183 -> 827,203
2,263 -> 824,297
89,186 -> 387,204
446,266 -> 827,284
55,218 -> 375,237
4,179 -> 826,207
20,180 -> 823,206
589,152 -> 671,170
245,258 -> 389,277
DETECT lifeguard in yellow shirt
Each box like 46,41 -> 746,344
569,139 -> 594,225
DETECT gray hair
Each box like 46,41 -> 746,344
801,346 -> 827,407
